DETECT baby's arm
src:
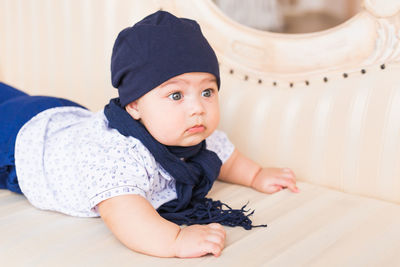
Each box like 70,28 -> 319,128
97,194 -> 226,258
218,149 -> 299,194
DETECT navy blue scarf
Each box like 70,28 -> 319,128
104,98 -> 265,230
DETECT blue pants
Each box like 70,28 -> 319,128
0,82 -> 86,193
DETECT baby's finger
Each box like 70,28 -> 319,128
283,168 -> 294,174
205,233 -> 225,249
281,168 -> 296,179
274,177 -> 299,193
207,223 -> 224,230
208,223 -> 226,234
201,240 -> 224,257
268,185 -> 283,194
289,185 -> 300,193
209,228 -> 226,241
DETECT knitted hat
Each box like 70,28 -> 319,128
111,11 -> 220,107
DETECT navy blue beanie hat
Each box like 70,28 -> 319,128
111,11 -> 220,107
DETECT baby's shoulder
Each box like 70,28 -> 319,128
206,130 -> 235,164
206,129 -> 231,149
80,111 -> 156,166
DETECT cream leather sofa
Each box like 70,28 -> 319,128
1,0 -> 400,266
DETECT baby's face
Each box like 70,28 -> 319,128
126,72 -> 220,146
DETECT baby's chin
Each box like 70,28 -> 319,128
181,131 -> 216,147
161,134 -> 210,147
165,138 -> 205,147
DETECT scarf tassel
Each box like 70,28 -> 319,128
160,198 -> 267,230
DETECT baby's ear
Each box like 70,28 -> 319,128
125,101 -> 141,120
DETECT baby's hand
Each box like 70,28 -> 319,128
251,168 -> 299,194
172,223 -> 226,258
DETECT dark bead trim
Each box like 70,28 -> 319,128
223,65 -> 384,89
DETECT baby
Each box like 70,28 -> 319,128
0,11 -> 298,258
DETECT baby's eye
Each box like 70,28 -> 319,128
202,89 -> 213,97
168,92 -> 182,101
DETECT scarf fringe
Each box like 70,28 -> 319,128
161,198 -> 267,230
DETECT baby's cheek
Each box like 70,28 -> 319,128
150,120 -> 185,146
207,106 -> 220,131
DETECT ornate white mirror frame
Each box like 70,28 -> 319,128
157,0 -> 400,81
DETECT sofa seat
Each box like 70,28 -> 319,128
2,181 -> 400,266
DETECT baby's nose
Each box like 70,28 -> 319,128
188,98 -> 205,116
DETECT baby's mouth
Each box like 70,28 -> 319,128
186,125 -> 205,133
